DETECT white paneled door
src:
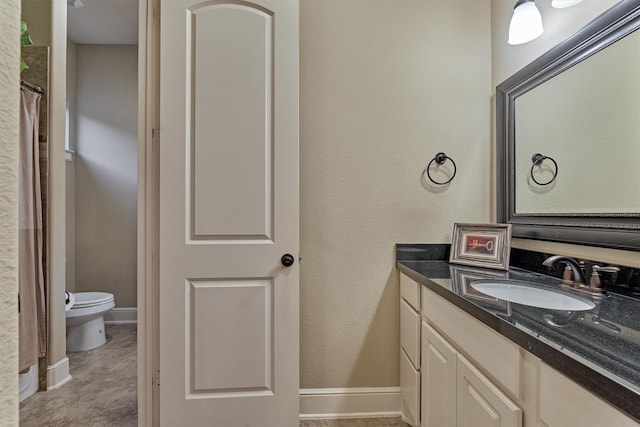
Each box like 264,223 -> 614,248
158,0 -> 299,425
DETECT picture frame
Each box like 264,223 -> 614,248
450,265 -> 512,317
449,223 -> 512,271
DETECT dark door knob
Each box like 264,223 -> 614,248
281,254 -> 295,267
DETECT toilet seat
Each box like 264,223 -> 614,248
69,292 -> 114,308
66,292 -> 115,320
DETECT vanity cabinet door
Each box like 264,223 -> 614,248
539,362 -> 638,427
421,321 -> 456,427
401,348 -> 421,426
457,354 -> 522,427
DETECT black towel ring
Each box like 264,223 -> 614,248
530,153 -> 558,186
426,152 -> 457,185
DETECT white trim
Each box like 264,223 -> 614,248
299,387 -> 402,420
104,307 -> 138,324
46,357 -> 72,391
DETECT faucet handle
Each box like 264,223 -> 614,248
589,265 -> 620,291
596,265 -> 620,274
562,265 -> 574,284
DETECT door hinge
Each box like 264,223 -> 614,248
153,369 -> 160,387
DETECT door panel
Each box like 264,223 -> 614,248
189,3 -> 274,240
189,279 -> 272,394
457,354 -> 522,427
421,321 -> 456,427
159,0 -> 299,425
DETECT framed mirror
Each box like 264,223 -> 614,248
497,0 -> 640,251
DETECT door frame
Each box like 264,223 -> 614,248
137,0 -> 160,424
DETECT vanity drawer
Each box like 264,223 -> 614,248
400,273 -> 420,311
401,298 -> 420,368
400,348 -> 420,426
422,286 -> 522,399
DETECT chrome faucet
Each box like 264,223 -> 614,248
542,255 -> 587,285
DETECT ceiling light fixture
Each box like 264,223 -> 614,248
508,0 -> 544,45
552,0 -> 583,8
67,0 -> 84,8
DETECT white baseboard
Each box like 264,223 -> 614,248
104,307 -> 137,324
47,357 -> 72,391
299,387 -> 402,420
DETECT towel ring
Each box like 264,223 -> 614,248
530,153 -> 558,186
426,152 -> 457,185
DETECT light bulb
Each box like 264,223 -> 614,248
508,0 -> 544,45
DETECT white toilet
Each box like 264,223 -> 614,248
66,292 -> 115,352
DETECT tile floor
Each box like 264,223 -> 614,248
19,323 -> 408,427
20,324 -> 137,427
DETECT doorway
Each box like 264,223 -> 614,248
19,0 -> 141,424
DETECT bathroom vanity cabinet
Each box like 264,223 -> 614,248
400,273 -> 421,425
399,271 -> 640,427
421,284 -> 522,427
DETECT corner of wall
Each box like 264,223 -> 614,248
0,0 -> 21,423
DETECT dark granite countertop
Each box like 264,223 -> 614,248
396,244 -> 640,422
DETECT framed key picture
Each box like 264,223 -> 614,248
449,223 -> 512,270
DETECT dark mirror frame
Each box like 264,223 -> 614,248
496,0 -> 640,251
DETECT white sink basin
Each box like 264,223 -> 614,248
470,280 -> 596,311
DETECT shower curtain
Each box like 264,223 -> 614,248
19,88 -> 47,373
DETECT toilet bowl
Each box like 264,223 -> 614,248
66,292 -> 115,352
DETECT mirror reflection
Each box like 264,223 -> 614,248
515,27 -> 640,215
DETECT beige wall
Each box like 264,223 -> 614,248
74,45 -> 138,307
300,0 -> 492,388
490,0 -> 640,268
0,1 -> 20,423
